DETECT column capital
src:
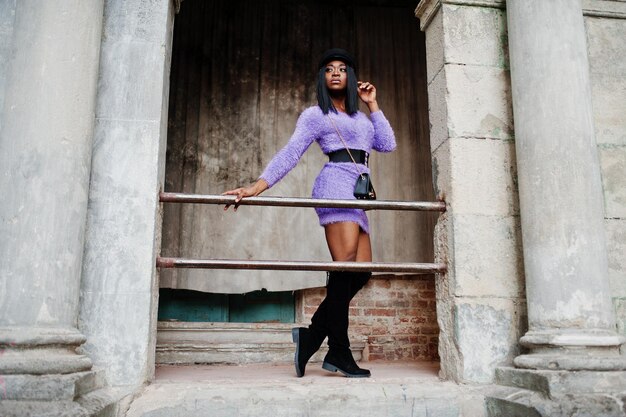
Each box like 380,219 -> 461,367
415,0 -> 626,31
415,0 -> 505,31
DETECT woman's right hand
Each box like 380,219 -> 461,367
222,179 -> 269,211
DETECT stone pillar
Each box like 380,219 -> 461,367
585,3 -> 626,358
415,0 -> 525,383
0,0 -> 103,374
78,0 -> 175,388
506,0 -> 625,370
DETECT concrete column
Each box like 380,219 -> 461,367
415,0 -> 525,383
506,0 -> 625,370
0,0 -> 103,374
78,0 -> 175,387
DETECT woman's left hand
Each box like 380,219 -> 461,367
222,179 -> 269,212
357,81 -> 379,112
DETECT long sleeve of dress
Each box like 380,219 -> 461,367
370,110 -> 396,153
259,107 -> 319,188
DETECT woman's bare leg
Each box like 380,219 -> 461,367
355,230 -> 372,263
324,222 -> 372,296
324,222 -> 371,262
322,221 -> 372,299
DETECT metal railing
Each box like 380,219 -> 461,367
157,192 -> 447,275
159,192 -> 446,212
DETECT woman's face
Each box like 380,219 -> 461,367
324,60 -> 348,92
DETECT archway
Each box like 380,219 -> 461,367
157,0 -> 438,366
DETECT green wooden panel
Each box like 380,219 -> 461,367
229,290 -> 295,323
158,289 -> 229,322
158,288 -> 294,323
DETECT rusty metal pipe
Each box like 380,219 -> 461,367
159,192 -> 446,212
156,257 -> 446,274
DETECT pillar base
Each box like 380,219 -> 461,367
514,353 -> 626,371
0,369 -> 132,417
0,369 -> 105,401
515,328 -> 626,371
520,328 -> 625,348
0,328 -> 132,416
0,327 -> 92,375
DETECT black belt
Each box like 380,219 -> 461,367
328,149 -> 369,167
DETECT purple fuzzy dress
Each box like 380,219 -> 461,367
259,105 -> 396,234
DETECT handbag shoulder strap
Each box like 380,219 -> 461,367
326,114 -> 364,177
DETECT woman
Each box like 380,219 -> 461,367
224,48 -> 396,378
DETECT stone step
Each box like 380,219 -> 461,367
495,366 -> 626,396
156,321 -> 366,365
486,367 -> 626,416
156,341 -> 366,365
77,386 -> 136,417
125,362 -> 488,417
157,321 -> 306,344
485,385 -> 626,417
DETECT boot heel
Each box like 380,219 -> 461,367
322,361 -> 338,373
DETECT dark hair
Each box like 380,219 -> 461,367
316,65 -> 359,115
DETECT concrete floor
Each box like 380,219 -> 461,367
155,360 -> 441,382
124,361 -> 488,417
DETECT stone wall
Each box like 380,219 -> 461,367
300,276 -> 439,361
585,13 -> 626,352
416,0 -> 526,384
416,0 -> 626,384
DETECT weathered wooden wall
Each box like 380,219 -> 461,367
160,0 -> 435,293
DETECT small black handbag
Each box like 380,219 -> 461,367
328,115 -> 377,200
354,173 -> 376,200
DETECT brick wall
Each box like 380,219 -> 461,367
298,275 -> 439,361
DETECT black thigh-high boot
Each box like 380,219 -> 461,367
292,271 -> 371,377
291,271 -> 341,377
350,271 -> 371,299
320,271 -> 371,377
311,270 -> 370,335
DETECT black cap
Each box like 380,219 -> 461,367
318,48 -> 357,72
